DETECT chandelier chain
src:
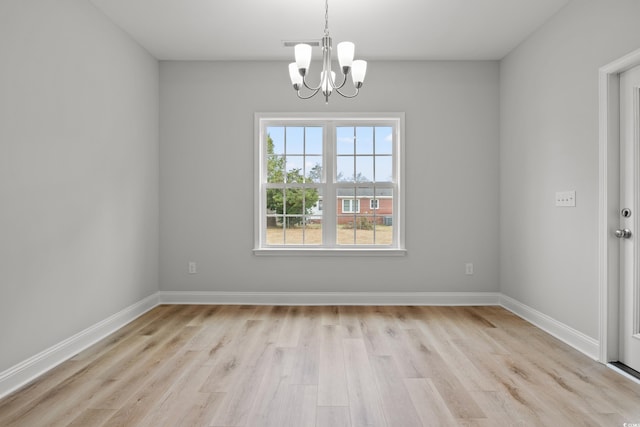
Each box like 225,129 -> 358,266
324,0 -> 329,36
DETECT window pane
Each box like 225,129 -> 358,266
266,188 -> 284,215
375,127 -> 393,155
305,156 -> 323,183
337,187 -> 355,213
356,127 -> 374,154
306,127 -> 323,154
355,156 -> 373,182
304,186 -> 321,216
267,126 -> 285,154
286,127 -> 304,154
267,156 -> 285,183
375,188 -> 393,214
376,188 -> 394,245
337,216 -> 356,245
306,216 -> 323,245
309,187 -> 323,215
337,127 -> 355,154
285,188 -> 303,216
337,156 -> 355,182
355,216 -> 375,245
286,156 -> 305,183
284,216 -> 304,244
374,155 -> 393,182
266,215 -> 284,245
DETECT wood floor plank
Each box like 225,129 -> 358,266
416,322 -> 497,393
90,325 -> 203,411
289,306 -> 321,385
2,305 -> 640,427
339,306 -> 364,338
370,355 -> 423,427
317,324 -> 349,406
342,338 -> 387,427
210,337 -> 277,426
244,347 -> 297,427
199,318 -> 268,393
359,307 -> 394,356
137,352 -> 218,427
316,406 -> 351,427
281,384 -> 317,427
402,327 -> 486,420
67,408 -> 116,427
275,306 -> 304,347
404,378 -> 459,427
101,349 -> 202,427
175,392 -> 225,427
320,305 -> 341,326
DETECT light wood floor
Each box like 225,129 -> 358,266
1,305 -> 640,426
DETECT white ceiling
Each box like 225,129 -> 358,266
89,0 -> 570,61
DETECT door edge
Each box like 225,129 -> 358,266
598,48 -> 640,363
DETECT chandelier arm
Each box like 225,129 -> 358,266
328,70 -> 349,90
297,88 -> 322,99
302,74 -> 322,91
335,87 -> 360,98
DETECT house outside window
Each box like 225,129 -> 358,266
254,113 -> 405,255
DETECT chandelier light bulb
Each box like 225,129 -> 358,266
337,42 -> 355,72
321,70 -> 336,96
351,60 -> 367,88
289,63 -> 303,89
294,44 -> 312,75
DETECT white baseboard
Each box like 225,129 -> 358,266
0,293 -> 159,400
499,294 -> 600,360
157,291 -> 501,306
0,290 -> 603,400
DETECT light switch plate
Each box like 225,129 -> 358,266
555,191 -> 576,207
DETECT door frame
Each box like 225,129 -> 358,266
599,48 -> 640,363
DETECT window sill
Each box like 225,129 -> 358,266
253,248 -> 407,257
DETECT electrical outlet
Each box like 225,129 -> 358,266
465,263 -> 474,275
188,261 -> 197,274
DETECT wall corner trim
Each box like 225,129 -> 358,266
0,293 -> 159,400
499,294 -> 599,361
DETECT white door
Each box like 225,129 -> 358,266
619,64 -> 640,373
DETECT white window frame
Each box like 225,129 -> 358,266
370,199 -> 379,210
254,112 -> 406,256
342,199 -> 360,214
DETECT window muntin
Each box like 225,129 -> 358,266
256,114 -> 404,252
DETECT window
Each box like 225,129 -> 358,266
255,113 -> 405,255
342,199 -> 360,213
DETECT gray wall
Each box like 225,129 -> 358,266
0,0 -> 159,371
500,0 -> 640,340
160,61 -> 500,293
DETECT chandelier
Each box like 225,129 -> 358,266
288,0 -> 367,103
